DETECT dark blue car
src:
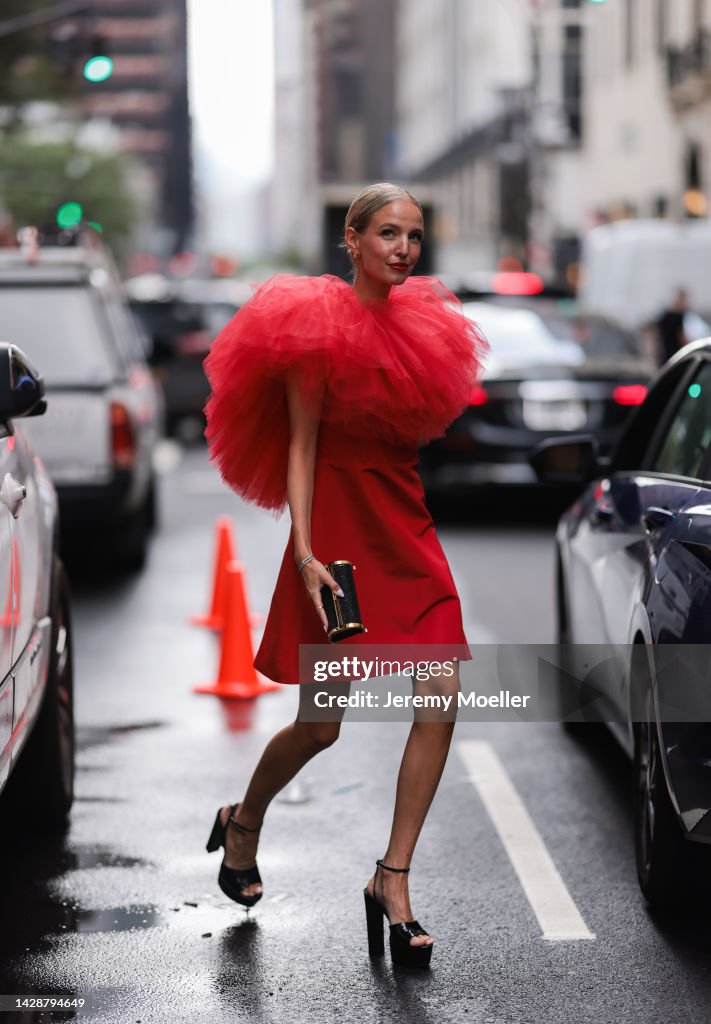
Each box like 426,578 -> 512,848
532,338 -> 711,912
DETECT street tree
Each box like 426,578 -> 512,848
1,137 -> 138,254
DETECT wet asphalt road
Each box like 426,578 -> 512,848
1,445 -> 711,1023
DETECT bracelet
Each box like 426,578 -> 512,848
297,554 -> 316,573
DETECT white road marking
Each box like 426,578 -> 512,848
457,740 -> 596,941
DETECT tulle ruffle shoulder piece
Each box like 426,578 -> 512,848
204,273 -> 488,511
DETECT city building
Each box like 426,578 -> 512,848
393,0 -> 533,277
270,0 -> 398,275
393,0 -> 589,285
53,0 -> 193,253
583,0 -> 710,225
270,0 -> 320,266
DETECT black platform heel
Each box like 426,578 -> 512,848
206,803 -> 263,908
363,859 -> 433,968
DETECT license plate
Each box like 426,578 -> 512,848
522,399 -> 586,431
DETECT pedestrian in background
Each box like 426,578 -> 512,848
202,182 -> 487,968
656,287 -> 690,366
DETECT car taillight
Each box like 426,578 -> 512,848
469,385 -> 489,406
111,402 -> 136,468
492,271 -> 544,296
613,384 -> 647,406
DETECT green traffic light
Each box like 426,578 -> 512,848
83,56 -> 113,83
688,383 -> 702,399
56,202 -> 83,229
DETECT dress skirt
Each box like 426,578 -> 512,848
254,422 -> 471,685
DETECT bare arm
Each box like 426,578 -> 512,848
286,377 -> 342,632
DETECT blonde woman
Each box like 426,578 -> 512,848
203,183 -> 487,968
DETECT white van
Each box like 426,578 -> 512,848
579,219 -> 711,332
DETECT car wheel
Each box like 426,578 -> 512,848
4,557 -> 74,829
145,474 -> 158,534
114,484 -> 154,571
633,679 -> 694,913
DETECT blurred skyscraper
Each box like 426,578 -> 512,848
270,0 -> 397,274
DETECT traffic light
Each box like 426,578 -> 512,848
83,32 -> 113,83
83,55 -> 113,83
56,202 -> 83,229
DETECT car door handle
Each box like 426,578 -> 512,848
0,474 -> 26,519
643,506 -> 674,532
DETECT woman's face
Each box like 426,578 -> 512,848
347,199 -> 424,288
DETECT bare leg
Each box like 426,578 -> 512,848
366,664 -> 460,947
220,680 -> 349,898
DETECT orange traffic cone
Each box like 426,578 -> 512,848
191,517 -> 263,630
193,561 -> 281,699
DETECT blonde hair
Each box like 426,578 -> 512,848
342,182 -> 423,263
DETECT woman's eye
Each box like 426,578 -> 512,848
382,229 -> 394,237
410,234 -> 423,243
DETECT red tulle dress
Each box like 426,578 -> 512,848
204,274 -> 488,684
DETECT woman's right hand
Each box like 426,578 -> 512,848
300,558 -> 344,634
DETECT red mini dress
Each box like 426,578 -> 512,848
203,274 -> 488,685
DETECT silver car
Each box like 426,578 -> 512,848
0,232 -> 163,570
0,344 -> 74,827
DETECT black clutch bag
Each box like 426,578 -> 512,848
320,560 -> 367,642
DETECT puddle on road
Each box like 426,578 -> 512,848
76,904 -> 163,933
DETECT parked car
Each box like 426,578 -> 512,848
127,275 -> 250,438
0,344 -> 74,827
418,300 -> 653,490
531,336 -> 711,911
0,231 -> 163,569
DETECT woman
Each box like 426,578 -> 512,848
203,183 -> 487,969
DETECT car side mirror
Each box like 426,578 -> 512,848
0,344 -> 46,420
529,435 -> 601,484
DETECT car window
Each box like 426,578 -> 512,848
539,315 -> 640,359
0,284 -> 119,386
461,304 -> 584,368
99,279 -> 143,369
650,360 -> 711,479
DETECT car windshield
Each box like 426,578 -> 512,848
463,302 -> 643,371
538,313 -> 641,359
0,284 -> 118,386
462,303 -> 585,369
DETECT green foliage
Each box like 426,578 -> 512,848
0,137 -> 138,249
0,2 -> 78,105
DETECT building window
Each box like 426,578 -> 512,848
653,195 -> 669,218
563,24 -> 583,141
655,0 -> 667,54
693,0 -> 704,33
624,0 -> 635,68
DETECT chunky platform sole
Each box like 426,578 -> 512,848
206,804 -> 263,909
363,888 -> 433,968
